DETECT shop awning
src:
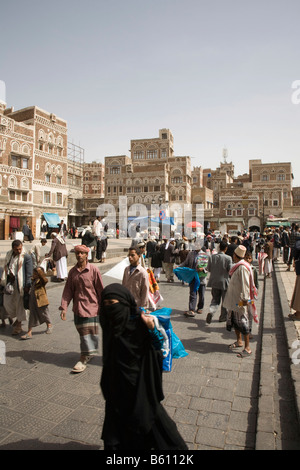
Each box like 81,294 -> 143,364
43,213 -> 61,228
266,221 -> 290,228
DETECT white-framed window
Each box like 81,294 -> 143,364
110,167 -> 120,174
21,177 -> 29,189
56,193 -> 62,205
8,175 -> 17,188
147,149 -> 157,159
44,191 -> 51,204
171,176 -> 183,183
134,151 -> 144,160
22,144 -> 30,155
226,209 -> 232,216
11,155 -> 18,167
21,158 -> 28,169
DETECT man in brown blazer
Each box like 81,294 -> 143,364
122,246 -> 149,308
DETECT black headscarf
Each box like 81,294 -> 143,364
100,283 -> 139,337
99,283 -> 187,450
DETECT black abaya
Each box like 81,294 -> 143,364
100,283 -> 187,450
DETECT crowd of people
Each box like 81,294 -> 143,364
1,222 -> 300,450
128,223 -> 300,357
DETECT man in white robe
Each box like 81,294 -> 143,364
223,245 -> 258,358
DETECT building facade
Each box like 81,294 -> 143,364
82,161 -> 105,221
0,102 -> 298,239
207,159 -> 294,233
103,129 -> 193,225
0,102 -> 68,239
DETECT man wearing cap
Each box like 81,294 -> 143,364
223,245 -> 258,358
59,245 -> 104,373
203,234 -> 215,253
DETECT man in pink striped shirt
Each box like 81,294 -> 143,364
59,245 -> 104,373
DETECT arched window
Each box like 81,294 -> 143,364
22,144 -> 30,155
8,175 -> 17,188
21,177 -> 29,189
11,141 -> 19,153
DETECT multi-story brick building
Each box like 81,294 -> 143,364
0,101 -> 68,239
104,129 -> 193,225
82,161 -> 105,221
206,158 -> 294,233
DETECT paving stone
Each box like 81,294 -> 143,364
196,410 -> 229,431
0,261 -> 300,450
9,415 -> 55,438
225,429 -> 255,449
195,426 -> 226,448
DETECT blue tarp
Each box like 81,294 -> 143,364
128,216 -> 175,226
43,213 -> 61,228
151,216 -> 175,226
174,267 -> 201,292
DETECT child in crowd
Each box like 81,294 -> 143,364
21,267 -> 52,339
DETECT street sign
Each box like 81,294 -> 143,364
159,210 -> 166,220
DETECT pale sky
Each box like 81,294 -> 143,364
2,0 -> 300,184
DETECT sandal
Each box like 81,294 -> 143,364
184,310 -> 195,317
72,361 -> 87,373
237,349 -> 252,358
228,342 -> 243,350
46,325 -> 53,334
20,333 -> 32,340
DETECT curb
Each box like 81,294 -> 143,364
255,263 -> 300,449
273,262 -> 300,432
255,275 -> 276,450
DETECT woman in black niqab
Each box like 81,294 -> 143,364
100,283 -> 187,450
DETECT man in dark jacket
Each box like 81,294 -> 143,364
163,239 -> 178,282
281,227 -> 290,265
226,236 -> 239,259
206,241 -> 232,324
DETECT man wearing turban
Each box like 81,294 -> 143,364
59,245 -> 104,372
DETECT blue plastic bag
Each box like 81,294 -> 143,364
174,267 -> 200,292
151,308 -> 188,363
